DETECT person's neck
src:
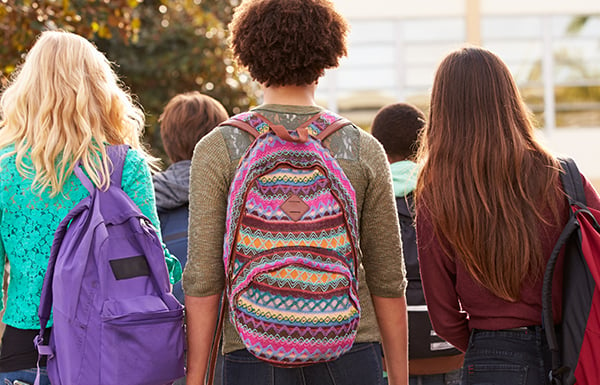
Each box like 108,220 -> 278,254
262,84 -> 317,106
388,154 -> 411,164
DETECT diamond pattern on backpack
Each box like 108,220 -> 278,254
222,111 -> 361,366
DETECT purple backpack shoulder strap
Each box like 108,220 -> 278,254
73,145 -> 128,193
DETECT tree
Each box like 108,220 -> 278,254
94,0 -> 258,158
1,0 -> 258,160
524,15 -> 600,128
1,0 -> 143,79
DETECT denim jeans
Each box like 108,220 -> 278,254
462,326 -> 552,385
222,343 -> 384,385
409,369 -> 462,385
0,368 -> 50,385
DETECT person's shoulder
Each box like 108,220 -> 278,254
122,146 -> 147,169
0,145 -> 21,177
355,125 -> 385,157
199,117 -> 252,162
195,124 -> 231,150
0,144 -> 17,165
0,143 -> 15,154
580,172 -> 600,211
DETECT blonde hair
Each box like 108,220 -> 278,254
0,30 -> 156,196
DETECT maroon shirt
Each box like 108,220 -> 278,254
416,173 -> 600,352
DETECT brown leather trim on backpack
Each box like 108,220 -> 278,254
220,119 -> 261,139
253,112 -> 322,143
221,112 -> 351,143
316,117 -> 352,141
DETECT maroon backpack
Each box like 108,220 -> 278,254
542,158 -> 600,385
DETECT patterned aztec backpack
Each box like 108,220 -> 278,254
542,158 -> 600,385
396,193 -> 461,360
35,145 -> 186,385
209,110 -> 361,379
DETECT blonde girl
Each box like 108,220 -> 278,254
0,30 -> 181,385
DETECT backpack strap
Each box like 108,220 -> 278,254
314,115 -> 352,141
541,157 -> 585,382
560,158 -> 586,206
206,294 -> 226,385
220,118 -> 262,140
220,111 -> 351,143
74,144 -> 129,193
35,196 -> 90,385
107,144 -> 129,188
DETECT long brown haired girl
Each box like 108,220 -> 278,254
415,46 -> 600,385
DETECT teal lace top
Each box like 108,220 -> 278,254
0,145 -> 182,329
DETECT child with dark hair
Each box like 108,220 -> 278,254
371,103 -> 424,184
183,1 -> 409,385
153,91 -> 229,304
371,103 -> 463,385
153,91 -> 228,385
158,91 -> 229,163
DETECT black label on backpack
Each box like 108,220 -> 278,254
109,255 -> 150,280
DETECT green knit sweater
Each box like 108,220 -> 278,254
184,104 -> 407,354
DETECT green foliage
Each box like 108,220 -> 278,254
94,0 -> 258,160
1,0 -> 259,161
0,0 -> 143,80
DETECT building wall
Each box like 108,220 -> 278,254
321,1 -> 600,186
333,1 -> 600,19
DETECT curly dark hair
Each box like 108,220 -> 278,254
371,102 -> 426,161
229,0 -> 349,87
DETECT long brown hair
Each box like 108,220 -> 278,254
415,46 -> 563,301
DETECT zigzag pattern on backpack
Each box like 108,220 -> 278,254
221,111 -> 361,366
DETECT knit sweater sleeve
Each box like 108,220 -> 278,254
357,131 -> 407,297
183,129 -> 232,297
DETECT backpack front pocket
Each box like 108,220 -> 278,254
230,249 -> 360,366
100,295 -> 185,385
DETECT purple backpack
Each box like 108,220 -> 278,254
34,145 -> 185,385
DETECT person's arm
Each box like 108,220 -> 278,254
185,294 -> 221,385
357,133 -> 408,384
372,295 -> 409,385
415,205 -> 470,351
121,148 -> 182,284
184,130 -> 232,384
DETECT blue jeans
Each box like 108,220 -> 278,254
462,327 -> 551,385
222,343 -> 384,385
409,369 -> 462,385
0,368 -> 50,385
